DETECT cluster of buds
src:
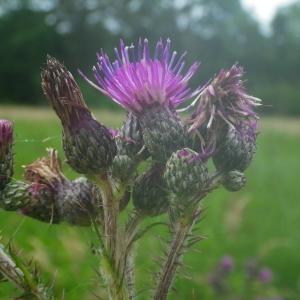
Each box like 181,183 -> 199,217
1,38 -> 261,300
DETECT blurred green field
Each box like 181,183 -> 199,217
1,106 -> 300,299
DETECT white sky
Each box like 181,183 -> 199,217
241,0 -> 295,33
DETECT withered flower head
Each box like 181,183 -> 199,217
187,64 -> 261,161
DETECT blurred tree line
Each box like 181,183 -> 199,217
0,0 -> 299,115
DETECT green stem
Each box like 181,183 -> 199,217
152,203 -> 197,300
87,172 -> 130,300
152,172 -> 224,300
124,211 -> 149,299
0,245 -> 53,300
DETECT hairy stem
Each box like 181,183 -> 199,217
124,211 -> 149,299
152,203 -> 197,300
87,172 -> 130,300
153,172 -> 224,300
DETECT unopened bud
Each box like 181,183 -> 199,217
133,164 -> 169,216
41,56 -> 116,174
111,155 -> 135,181
0,120 -> 14,190
222,170 -> 247,192
1,181 -> 32,211
164,148 -> 208,198
117,112 -> 150,162
139,103 -> 185,162
213,123 -> 257,172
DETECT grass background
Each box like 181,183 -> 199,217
0,105 -> 300,299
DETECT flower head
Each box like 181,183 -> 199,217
42,56 -> 116,174
186,63 -> 261,161
79,38 -> 201,114
189,63 -> 261,132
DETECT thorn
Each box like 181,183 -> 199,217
153,261 -> 164,268
150,254 -> 165,262
177,270 -> 192,280
171,286 -> 181,299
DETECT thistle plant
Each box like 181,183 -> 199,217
0,38 -> 261,299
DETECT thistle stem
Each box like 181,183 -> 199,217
124,211 -> 149,299
152,203 -> 197,300
152,171 -> 225,300
87,172 -> 130,300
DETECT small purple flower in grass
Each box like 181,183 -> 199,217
221,255 -> 234,272
186,63 -> 261,161
80,38 -> 203,161
259,267 -> 272,283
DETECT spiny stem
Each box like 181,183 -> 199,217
0,245 -> 53,300
152,172 -> 225,300
152,203 -> 197,300
87,172 -> 130,300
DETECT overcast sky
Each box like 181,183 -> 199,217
241,0 -> 295,33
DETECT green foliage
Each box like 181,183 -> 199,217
0,108 -> 299,299
0,0 -> 300,114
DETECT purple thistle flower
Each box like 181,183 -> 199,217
80,38 -> 202,161
79,38 -> 201,114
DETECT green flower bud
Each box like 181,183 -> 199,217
139,103 -> 185,162
164,148 -> 208,197
222,170 -> 247,192
0,120 -> 14,190
213,123 -> 257,172
110,154 -> 136,181
133,164 -> 169,216
117,112 -> 150,162
1,181 -> 32,211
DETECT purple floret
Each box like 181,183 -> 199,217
79,38 -> 202,114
